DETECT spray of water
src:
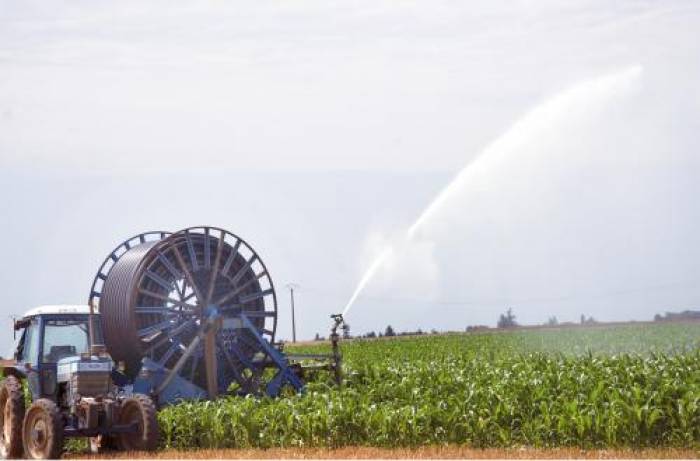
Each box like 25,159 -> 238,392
342,65 -> 643,317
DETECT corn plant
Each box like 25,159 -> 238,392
159,323 -> 700,449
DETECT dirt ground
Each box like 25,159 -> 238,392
70,446 -> 699,459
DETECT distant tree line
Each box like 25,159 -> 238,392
310,307 -> 693,342
312,324 -> 430,341
357,325 -> 429,339
654,310 -> 700,322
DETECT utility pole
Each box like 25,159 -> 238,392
286,283 -> 299,343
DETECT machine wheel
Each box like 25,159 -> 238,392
116,395 -> 159,452
0,376 -> 25,459
22,399 -> 64,460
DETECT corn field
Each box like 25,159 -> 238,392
159,323 -> 700,450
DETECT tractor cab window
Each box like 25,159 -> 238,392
19,320 -> 40,364
42,319 -> 90,363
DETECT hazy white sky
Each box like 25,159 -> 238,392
1,1 -> 699,354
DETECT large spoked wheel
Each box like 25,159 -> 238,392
22,399 -> 63,460
0,376 -> 25,459
99,226 -> 279,397
116,395 -> 159,452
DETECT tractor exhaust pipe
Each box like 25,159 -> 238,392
88,299 -> 107,357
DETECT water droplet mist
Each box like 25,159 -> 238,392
342,65 -> 644,317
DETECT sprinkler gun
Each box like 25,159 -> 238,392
330,313 -> 344,332
329,313 -> 345,385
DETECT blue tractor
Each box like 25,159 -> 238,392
0,305 -> 158,459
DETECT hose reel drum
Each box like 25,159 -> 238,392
88,226 -> 289,399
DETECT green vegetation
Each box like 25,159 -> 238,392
159,323 -> 700,449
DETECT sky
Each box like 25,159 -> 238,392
1,1 -> 699,355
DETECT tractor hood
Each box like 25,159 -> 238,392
56,356 -> 113,383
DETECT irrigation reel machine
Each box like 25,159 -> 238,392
1,226 -> 345,459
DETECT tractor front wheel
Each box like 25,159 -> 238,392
22,399 -> 64,460
116,394 -> 159,452
0,376 -> 25,459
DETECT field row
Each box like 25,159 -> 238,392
158,323 -> 700,450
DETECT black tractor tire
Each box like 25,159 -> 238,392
0,376 -> 25,459
22,399 -> 64,460
116,394 -> 159,452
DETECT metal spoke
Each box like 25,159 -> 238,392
240,310 -> 277,318
206,230 -> 225,304
154,334 -> 203,396
134,306 -> 177,315
156,251 -> 182,281
215,272 -> 265,306
158,341 -> 184,366
230,255 -> 258,286
137,319 -> 175,339
217,338 -> 246,386
239,289 -> 274,304
143,319 -> 196,354
138,288 -> 182,305
220,239 -> 241,276
169,300 -> 197,310
228,340 -> 256,369
171,243 -> 205,305
174,280 -> 185,300
144,270 -> 174,292
185,231 -> 199,272
204,228 -> 211,269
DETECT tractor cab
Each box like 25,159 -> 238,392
12,305 -> 100,401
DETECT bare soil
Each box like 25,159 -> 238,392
70,446 -> 699,459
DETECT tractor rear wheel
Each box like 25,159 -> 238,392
0,376 -> 25,459
116,394 -> 159,452
22,399 -> 64,460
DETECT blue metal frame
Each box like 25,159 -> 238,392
132,311 -> 305,405
238,313 -> 304,396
